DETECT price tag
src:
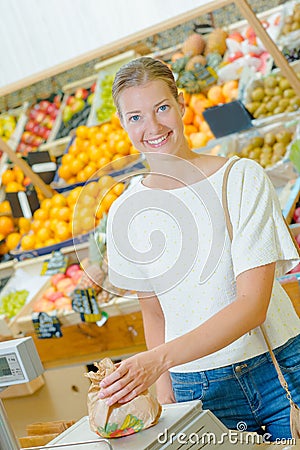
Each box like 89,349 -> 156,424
72,288 -> 102,323
40,250 -> 69,275
32,311 -> 63,339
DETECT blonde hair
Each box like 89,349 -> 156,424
112,57 -> 178,115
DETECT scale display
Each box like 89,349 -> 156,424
0,353 -> 24,383
0,337 -> 43,387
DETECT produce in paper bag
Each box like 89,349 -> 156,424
84,358 -> 162,438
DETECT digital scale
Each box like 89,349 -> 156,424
0,338 -> 262,450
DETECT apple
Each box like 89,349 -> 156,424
71,270 -> 83,285
33,298 -> 56,313
87,93 -> 94,105
62,105 -> 73,122
35,112 -> 46,124
71,98 -> 85,114
39,100 -> 51,111
54,296 -> 72,310
43,286 -> 56,300
91,82 -> 96,93
46,104 -> 56,116
25,120 -> 36,132
29,109 -> 39,120
48,291 -> 64,303
56,278 -> 75,294
66,264 -> 81,278
75,88 -> 89,100
51,273 -> 66,287
296,234 -> 300,247
293,207 -> 300,222
66,96 -> 76,106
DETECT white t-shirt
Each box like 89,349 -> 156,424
107,157 -> 300,372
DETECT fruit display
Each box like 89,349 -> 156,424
245,70 -> 300,119
17,175 -> 125,252
229,130 -> 293,168
17,97 -> 61,155
55,84 -> 96,140
181,81 -> 239,149
0,114 -> 18,142
33,264 -> 83,313
1,164 -> 31,192
95,74 -> 116,123
0,289 -> 29,318
281,3 -> 300,36
57,117 -> 139,184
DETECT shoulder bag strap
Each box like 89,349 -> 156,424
221,157 -> 292,396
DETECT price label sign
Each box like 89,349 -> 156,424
72,288 -> 102,323
40,250 -> 69,276
32,311 -> 63,339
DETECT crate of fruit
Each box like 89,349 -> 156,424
88,50 -> 136,126
278,1 -> 300,46
49,75 -> 98,142
241,60 -> 300,120
16,95 -> 62,157
218,112 -> 300,187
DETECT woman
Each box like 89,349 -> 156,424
100,57 -> 300,439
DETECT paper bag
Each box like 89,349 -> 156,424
84,358 -> 162,438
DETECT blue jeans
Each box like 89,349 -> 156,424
170,334 -> 300,441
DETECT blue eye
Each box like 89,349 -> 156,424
130,115 -> 140,122
158,104 -> 168,112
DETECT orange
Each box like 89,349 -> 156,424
115,140 -> 131,155
67,143 -> 80,156
98,175 -> 115,190
5,181 -> 25,193
58,165 -> 71,181
68,176 -> 77,184
21,234 -> 36,251
83,164 -> 97,180
111,154 -> 126,171
182,106 -> 194,125
222,80 -> 239,99
189,132 -> 209,149
40,198 -> 52,210
101,192 -> 118,212
96,204 -> 105,219
97,156 -> 110,169
45,238 -> 57,247
13,166 -> 24,184
57,206 -> 71,222
0,200 -> 12,214
87,126 -> 100,140
81,216 -> 95,232
76,170 -> 87,183
31,219 -> 43,233
0,241 -> 9,255
33,208 -> 48,221
82,181 -> 100,198
49,218 -> 59,232
36,227 -> 52,242
6,232 -> 21,251
49,207 -> 60,219
92,131 -> 106,146
77,152 -> 89,165
61,153 -> 74,166
0,216 -> 14,236
51,194 -> 67,208
193,114 -> 204,130
129,146 -> 140,155
55,223 -> 71,241
207,85 -> 226,105
110,112 -> 121,127
113,182 -> 125,196
184,124 -> 198,136
18,217 -> 31,233
76,125 -> 89,140
1,169 -> 15,185
66,187 -> 82,207
88,144 -> 102,162
69,158 -> 85,175
100,123 -> 115,135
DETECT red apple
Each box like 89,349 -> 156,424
75,88 -> 89,100
65,264 -> 81,278
54,296 -> 72,310
39,100 -> 51,111
71,270 -> 83,285
66,96 -> 76,106
43,286 -> 56,300
48,291 -> 64,303
56,278 -> 75,294
33,298 -> 56,313
91,82 -> 96,93
53,95 -> 61,107
293,207 -> 300,222
25,120 -> 36,132
35,111 -> 46,124
51,273 -> 66,287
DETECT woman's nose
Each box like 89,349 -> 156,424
148,114 -> 163,134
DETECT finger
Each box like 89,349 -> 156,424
106,380 -> 139,406
100,365 -> 127,388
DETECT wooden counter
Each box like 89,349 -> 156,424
26,311 -> 146,369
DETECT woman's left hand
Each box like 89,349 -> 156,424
99,349 -> 165,405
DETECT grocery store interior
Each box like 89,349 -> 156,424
1,0 -> 300,448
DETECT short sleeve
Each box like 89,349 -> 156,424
106,194 -> 153,292
227,159 -> 300,278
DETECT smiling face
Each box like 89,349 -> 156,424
118,79 -> 188,157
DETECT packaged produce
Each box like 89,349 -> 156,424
84,358 -> 161,438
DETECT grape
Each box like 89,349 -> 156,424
96,74 -> 116,123
0,289 -> 29,318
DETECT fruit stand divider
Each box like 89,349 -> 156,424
0,138 -> 55,199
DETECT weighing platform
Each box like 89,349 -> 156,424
46,401 -> 257,450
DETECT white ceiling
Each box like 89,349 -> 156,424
0,0 -> 218,90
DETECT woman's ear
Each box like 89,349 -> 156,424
178,91 -> 185,116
